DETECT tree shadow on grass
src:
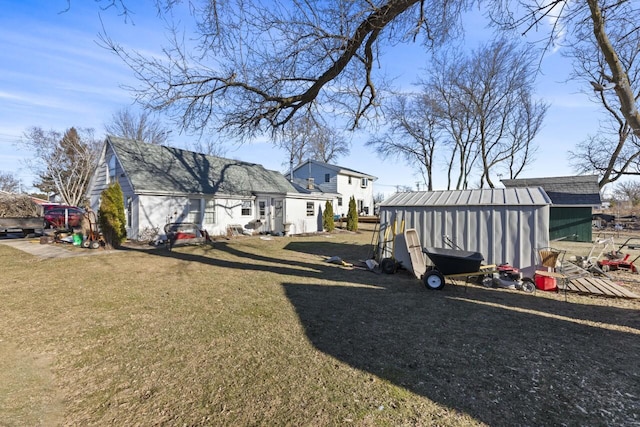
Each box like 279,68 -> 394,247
283,281 -> 640,426
120,240 -> 377,286
120,241 -> 639,424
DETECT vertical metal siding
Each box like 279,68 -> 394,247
549,207 -> 593,242
379,204 -> 549,275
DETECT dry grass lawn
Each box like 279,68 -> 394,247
1,224 -> 639,426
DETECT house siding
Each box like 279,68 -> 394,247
284,198 -> 324,235
336,173 -> 374,216
136,194 -> 257,239
292,160 -> 376,217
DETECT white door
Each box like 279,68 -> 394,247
257,198 -> 271,233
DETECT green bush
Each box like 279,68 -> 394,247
98,182 -> 127,248
323,200 -> 335,232
346,196 -> 358,231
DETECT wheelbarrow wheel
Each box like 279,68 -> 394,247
89,241 -> 100,249
423,270 -> 445,290
380,258 -> 396,274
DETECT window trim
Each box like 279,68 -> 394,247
306,201 -> 314,216
187,198 -> 202,224
204,199 -> 216,224
241,200 -> 252,216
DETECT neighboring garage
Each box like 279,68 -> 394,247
378,187 -> 552,275
502,175 -> 602,242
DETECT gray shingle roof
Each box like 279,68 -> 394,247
501,175 -> 601,206
380,187 -> 551,207
109,136 -> 297,196
293,159 -> 377,180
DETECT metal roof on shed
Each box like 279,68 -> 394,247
380,187 -> 551,207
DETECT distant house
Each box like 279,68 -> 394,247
501,175 -> 601,242
86,136 -> 334,240
290,159 -> 377,217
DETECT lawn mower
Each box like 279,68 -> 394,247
597,237 -> 640,273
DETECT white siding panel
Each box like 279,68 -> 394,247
284,198 -> 323,235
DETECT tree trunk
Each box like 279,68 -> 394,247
587,0 -> 640,138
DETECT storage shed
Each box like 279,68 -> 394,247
379,187 -> 552,275
502,175 -> 601,242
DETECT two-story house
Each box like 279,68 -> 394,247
290,159 -> 377,217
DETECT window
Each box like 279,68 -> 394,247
187,198 -> 201,223
204,199 -> 216,224
241,200 -> 252,216
324,173 -> 330,183
107,155 -> 117,183
306,202 -> 314,216
348,176 -> 352,184
258,201 -> 266,219
360,178 -> 368,188
274,200 -> 283,218
337,197 -> 342,207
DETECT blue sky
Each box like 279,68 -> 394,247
0,1 -> 603,197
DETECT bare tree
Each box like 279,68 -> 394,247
276,116 -> 318,175
460,39 -> 546,188
189,136 -> 229,158
564,3 -> 640,188
91,0 -> 637,173
489,0 -> 640,152
0,171 -> 22,193
371,39 -> 545,190
20,127 -> 101,206
613,180 -> 640,207
99,0 -> 471,137
307,125 -> 349,164
366,93 -> 441,190
276,116 -> 349,174
105,108 -> 172,145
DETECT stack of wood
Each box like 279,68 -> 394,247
0,193 -> 40,218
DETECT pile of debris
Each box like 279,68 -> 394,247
0,194 -> 40,217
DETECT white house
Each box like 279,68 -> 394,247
86,136 -> 335,240
290,159 -> 377,217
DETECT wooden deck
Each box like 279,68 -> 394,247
544,261 -> 640,299
563,277 -> 640,299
